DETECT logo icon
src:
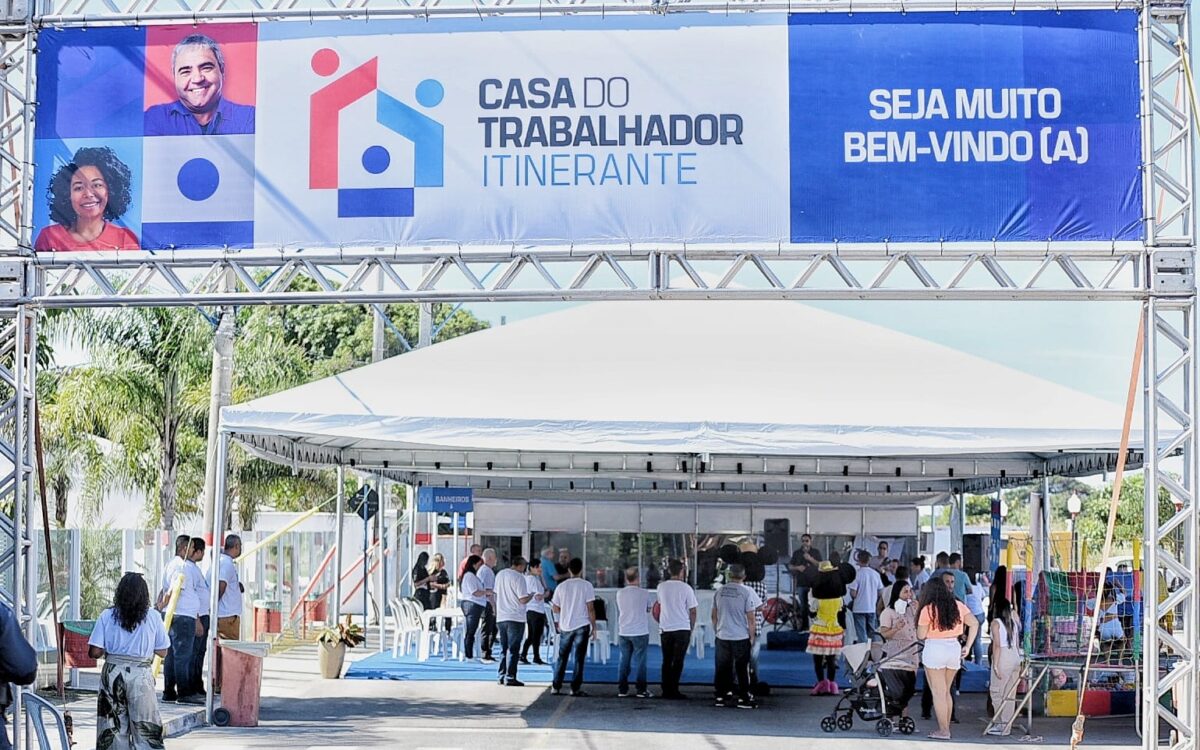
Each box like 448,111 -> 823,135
309,48 -> 444,218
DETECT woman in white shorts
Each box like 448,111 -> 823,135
916,575 -> 979,740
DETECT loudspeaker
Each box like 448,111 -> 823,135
963,533 -> 987,579
763,518 -> 790,558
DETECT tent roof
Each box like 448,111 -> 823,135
222,301 -> 1139,504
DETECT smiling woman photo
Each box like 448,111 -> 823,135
33,146 -> 139,252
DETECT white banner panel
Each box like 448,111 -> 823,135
808,508 -> 863,535
864,508 -> 919,536
696,506 -> 752,533
530,502 -> 584,532
641,505 -> 695,534
586,503 -> 640,533
472,500 -> 528,533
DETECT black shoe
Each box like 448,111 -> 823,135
533,659 -> 547,666
551,686 -> 563,695
618,691 -> 630,698
179,693 -> 206,706
714,697 -> 728,707
482,656 -> 496,663
519,657 -> 531,665
570,690 -> 589,697
737,698 -> 758,710
921,714 -> 932,721
162,693 -> 177,703
636,691 -> 652,698
951,716 -> 960,724
498,676 -> 505,685
506,679 -> 525,687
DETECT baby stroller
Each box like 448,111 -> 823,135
819,641 -> 919,737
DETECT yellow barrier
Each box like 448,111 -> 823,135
235,498 -> 334,565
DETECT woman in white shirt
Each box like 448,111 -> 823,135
87,572 -> 170,750
986,567 -> 1023,736
458,555 -> 492,660
521,558 -> 549,665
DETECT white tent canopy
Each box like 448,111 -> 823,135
221,301 -> 1140,505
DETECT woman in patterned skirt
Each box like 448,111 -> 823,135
88,572 -> 170,750
801,552 -> 857,696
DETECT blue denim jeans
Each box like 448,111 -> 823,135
461,602 -> 485,659
617,634 -> 649,694
497,620 -> 526,682
853,612 -> 878,644
163,613 -> 196,698
552,625 -> 591,693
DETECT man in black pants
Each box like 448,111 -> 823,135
655,558 -> 698,700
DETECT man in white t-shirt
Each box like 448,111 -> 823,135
550,558 -> 596,697
478,548 -> 498,663
848,549 -> 884,645
615,566 -> 653,698
186,537 -> 211,703
655,558 -> 698,700
712,563 -> 763,708
157,535 -> 205,703
494,557 -> 534,686
216,535 -> 244,640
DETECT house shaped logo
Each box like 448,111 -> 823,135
309,48 -> 444,218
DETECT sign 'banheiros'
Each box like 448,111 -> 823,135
32,11 -> 1140,251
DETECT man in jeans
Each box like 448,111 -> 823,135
655,558 -> 698,700
712,563 -> 763,709
848,549 -> 884,645
615,566 -> 652,698
158,535 -> 203,703
550,558 -> 596,697
494,556 -> 534,686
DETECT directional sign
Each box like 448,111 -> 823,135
417,486 -> 474,513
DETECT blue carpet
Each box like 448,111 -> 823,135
346,644 -> 990,691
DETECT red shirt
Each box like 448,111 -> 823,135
34,222 -> 140,252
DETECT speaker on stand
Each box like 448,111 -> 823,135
763,518 -> 790,558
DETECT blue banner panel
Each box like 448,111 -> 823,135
30,13 -> 1142,252
416,486 -> 474,513
788,11 -> 1142,243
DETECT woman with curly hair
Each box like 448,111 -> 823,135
87,572 -> 169,750
916,575 -> 979,740
34,146 -> 139,251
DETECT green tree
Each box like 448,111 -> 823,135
1075,473 -> 1177,559
47,308 -> 213,532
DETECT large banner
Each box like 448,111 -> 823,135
33,12 -> 1141,252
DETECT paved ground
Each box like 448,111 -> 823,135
163,644 -> 1144,750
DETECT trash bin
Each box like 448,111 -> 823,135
215,641 -> 271,727
253,600 -> 281,641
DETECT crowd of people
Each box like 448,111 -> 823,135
406,539 -> 1029,739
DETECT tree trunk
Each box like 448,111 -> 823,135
53,478 -> 68,528
160,371 -> 180,533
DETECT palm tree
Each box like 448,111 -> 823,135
46,308 -> 213,532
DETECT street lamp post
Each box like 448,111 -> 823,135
1068,492 -> 1082,570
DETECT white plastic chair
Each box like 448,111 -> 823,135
589,620 -> 612,664
690,623 -> 708,660
390,598 -> 422,657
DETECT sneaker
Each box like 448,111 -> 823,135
737,698 -> 758,710
828,683 -> 840,696
532,659 -> 547,666
506,679 -> 525,687
985,728 -> 1010,737
482,656 -> 496,664
551,686 -> 563,696
635,691 -> 652,699
519,657 -> 531,665
570,690 -> 589,697
178,693 -> 206,705
617,691 -> 630,698
811,681 -> 826,696
714,697 -> 728,708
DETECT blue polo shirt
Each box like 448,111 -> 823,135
144,98 -> 255,136
540,555 -> 558,594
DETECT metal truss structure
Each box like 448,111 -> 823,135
0,0 -> 1193,748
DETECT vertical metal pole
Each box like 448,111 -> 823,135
376,478 -> 386,653
334,466 -> 345,622
205,432 -> 228,724
362,488 -> 369,635
372,269 -> 387,363
418,304 -> 433,349
68,530 -> 81,687
1040,472 -> 1052,573
452,511 -> 459,599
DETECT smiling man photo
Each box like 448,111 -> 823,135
144,34 -> 256,136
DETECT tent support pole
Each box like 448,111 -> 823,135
1041,470 -> 1051,572
334,465 -> 345,622
377,476 -> 386,653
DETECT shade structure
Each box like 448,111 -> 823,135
221,301 -> 1140,505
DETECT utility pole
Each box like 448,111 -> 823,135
202,304 -> 235,542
